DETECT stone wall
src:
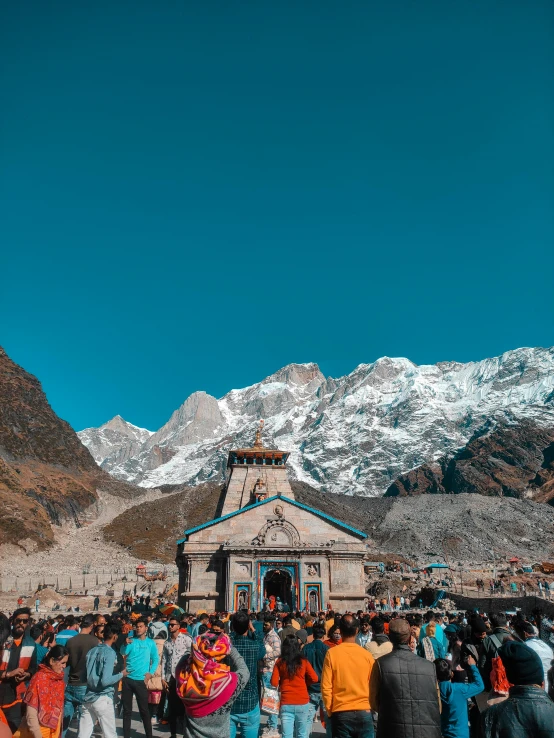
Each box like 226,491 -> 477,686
329,556 -> 365,599
446,592 -> 554,618
0,567 -> 178,593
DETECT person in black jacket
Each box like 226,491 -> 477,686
482,640 -> 554,738
460,616 -> 497,691
369,618 -> 441,738
303,625 -> 330,738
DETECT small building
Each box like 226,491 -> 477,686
176,422 -> 369,612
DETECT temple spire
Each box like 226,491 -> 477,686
253,419 -> 264,449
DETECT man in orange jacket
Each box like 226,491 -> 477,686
321,614 -> 376,737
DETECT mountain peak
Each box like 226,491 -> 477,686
266,362 -> 324,387
101,415 -> 152,436
79,347 -> 554,495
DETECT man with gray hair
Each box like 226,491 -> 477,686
370,618 -> 441,738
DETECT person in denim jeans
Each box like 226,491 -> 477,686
271,634 -> 318,738
63,615 -> 99,738
229,611 -> 265,738
321,615 -> 376,738
262,615 -> 281,737
303,625 -> 331,738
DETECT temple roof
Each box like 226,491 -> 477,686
176,494 -> 367,544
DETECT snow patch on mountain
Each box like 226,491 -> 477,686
78,348 -> 554,496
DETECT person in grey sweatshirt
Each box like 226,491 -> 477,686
78,623 -> 126,738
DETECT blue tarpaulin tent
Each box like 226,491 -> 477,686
414,563 -> 449,571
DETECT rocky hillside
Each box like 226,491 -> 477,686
0,347 -> 138,551
385,420 -> 554,503
104,480 -> 554,564
80,347 -> 554,496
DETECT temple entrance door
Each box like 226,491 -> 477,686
264,569 -> 294,611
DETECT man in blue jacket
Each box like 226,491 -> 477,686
436,655 -> 484,738
120,617 -> 159,738
79,623 -> 126,738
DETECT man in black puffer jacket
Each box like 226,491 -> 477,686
369,618 -> 441,738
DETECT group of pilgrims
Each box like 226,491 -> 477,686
1,602 -> 554,738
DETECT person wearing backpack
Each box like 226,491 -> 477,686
484,613 -> 517,695
78,624 -> 127,738
435,655 -> 484,738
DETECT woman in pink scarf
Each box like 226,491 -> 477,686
176,632 -> 248,738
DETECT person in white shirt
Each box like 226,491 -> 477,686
518,621 -> 554,692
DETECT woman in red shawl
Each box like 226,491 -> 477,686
19,645 -> 68,738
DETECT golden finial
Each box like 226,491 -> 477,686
253,419 -> 264,448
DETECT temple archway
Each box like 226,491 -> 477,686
263,568 -> 293,610
252,518 -> 300,547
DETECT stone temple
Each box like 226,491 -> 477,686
176,421 -> 368,612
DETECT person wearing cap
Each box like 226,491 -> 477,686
459,616 -> 497,691
369,617 -> 441,738
482,640 -> 554,737
321,615 -> 376,738
366,618 -> 392,660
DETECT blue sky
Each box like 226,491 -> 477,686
2,1 -> 553,432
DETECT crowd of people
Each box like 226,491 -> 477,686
0,603 -> 554,738
474,578 -> 553,598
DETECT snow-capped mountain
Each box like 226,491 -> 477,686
78,414 -> 153,470
78,347 -> 554,496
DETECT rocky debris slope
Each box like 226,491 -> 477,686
79,347 -> 554,496
0,488 -> 167,579
385,420 -> 554,503
0,347 -> 139,551
102,481 -> 554,564
370,493 -> 554,563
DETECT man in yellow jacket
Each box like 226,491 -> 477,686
321,614 -> 376,738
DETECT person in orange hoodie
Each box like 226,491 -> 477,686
321,615 -> 375,737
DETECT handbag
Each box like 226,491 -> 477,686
260,684 -> 280,715
146,674 -> 164,692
